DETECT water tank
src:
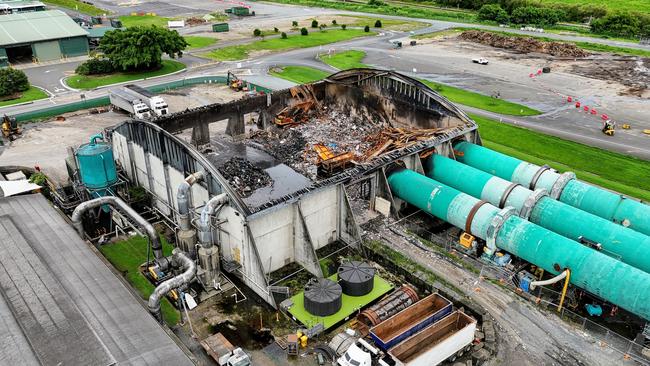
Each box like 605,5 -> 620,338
76,134 -> 117,190
338,261 -> 375,296
304,278 -> 342,317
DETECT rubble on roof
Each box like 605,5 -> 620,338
217,157 -> 272,197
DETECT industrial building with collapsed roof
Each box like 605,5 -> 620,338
0,9 -> 88,64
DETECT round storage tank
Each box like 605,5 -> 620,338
338,261 -> 375,296
76,134 -> 117,190
304,278 -> 342,317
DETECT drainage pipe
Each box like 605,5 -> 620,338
387,168 -> 650,321
72,196 -> 165,262
197,193 -> 229,247
454,141 -> 650,236
425,154 -> 650,274
177,171 -> 204,231
529,269 -> 569,290
148,249 -> 197,322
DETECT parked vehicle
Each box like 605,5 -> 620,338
370,293 -> 452,351
109,88 -> 151,120
124,84 -> 169,116
472,57 -> 489,65
389,311 -> 477,366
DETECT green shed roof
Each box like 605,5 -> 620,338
0,10 -> 88,47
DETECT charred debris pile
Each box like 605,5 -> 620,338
248,85 -> 448,180
217,157 -> 271,197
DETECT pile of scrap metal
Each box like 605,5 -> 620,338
363,127 -> 443,161
275,85 -> 320,127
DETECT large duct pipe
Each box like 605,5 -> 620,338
454,141 -> 650,236
387,168 -> 650,321
425,154 -> 650,274
148,249 -> 197,322
357,285 -> 419,327
198,193 -> 228,247
177,171 -> 204,231
72,196 -> 165,263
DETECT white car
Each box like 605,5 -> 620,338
472,57 -> 489,65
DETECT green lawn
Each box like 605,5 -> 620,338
119,15 -> 174,28
421,80 -> 541,116
538,0 -> 650,15
270,66 -> 330,84
288,274 -> 393,330
202,29 -> 374,61
319,50 -> 368,70
99,235 -> 180,326
471,114 -> 650,202
43,0 -> 107,16
344,15 -> 428,31
184,36 -> 218,49
0,86 -> 48,107
65,60 -> 186,90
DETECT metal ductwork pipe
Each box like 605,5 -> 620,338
148,249 -> 197,322
177,171 -> 204,231
425,154 -> 650,274
72,196 -> 165,263
198,193 -> 229,247
357,285 -> 419,327
529,269 -> 569,290
387,168 -> 650,321
454,141 -> 650,237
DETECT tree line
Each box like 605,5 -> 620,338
410,0 -> 649,38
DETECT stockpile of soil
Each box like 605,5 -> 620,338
459,30 -> 590,58
218,157 -> 271,197
572,58 -> 650,96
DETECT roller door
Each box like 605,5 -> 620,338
59,37 -> 89,57
33,40 -> 61,61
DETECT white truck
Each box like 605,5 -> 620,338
124,84 -> 169,116
472,57 -> 489,65
337,339 -> 391,366
389,311 -> 476,366
338,311 -> 477,366
109,88 -> 151,120
200,333 -> 252,366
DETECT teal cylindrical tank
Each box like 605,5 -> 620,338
76,134 -> 117,190
387,168 -> 650,321
424,154 -> 650,275
454,141 -> 650,237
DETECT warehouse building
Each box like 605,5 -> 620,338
0,10 -> 88,64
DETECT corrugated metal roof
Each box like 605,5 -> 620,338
0,10 -> 88,46
0,194 -> 194,366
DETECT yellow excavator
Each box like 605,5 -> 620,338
602,119 -> 615,136
2,115 -> 20,140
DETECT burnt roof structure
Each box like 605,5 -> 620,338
107,69 -> 480,308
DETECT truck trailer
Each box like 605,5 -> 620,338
389,311 -> 477,366
124,84 -> 169,116
370,293 -> 452,351
109,88 -> 151,120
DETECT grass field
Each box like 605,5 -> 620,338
0,86 -> 48,107
421,80 -> 541,116
202,29 -> 373,61
184,36 -> 217,49
119,15 -> 174,28
270,66 -> 330,84
344,15 -> 428,31
288,274 -> 393,329
319,50 -> 368,70
66,60 -> 185,89
99,235 -> 180,326
43,0 -> 107,16
471,114 -> 650,202
538,0 -> 650,15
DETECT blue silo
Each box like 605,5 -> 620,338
76,134 -> 117,192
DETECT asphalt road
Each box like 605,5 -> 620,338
4,1 -> 649,160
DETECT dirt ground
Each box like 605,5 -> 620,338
0,84 -> 242,185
